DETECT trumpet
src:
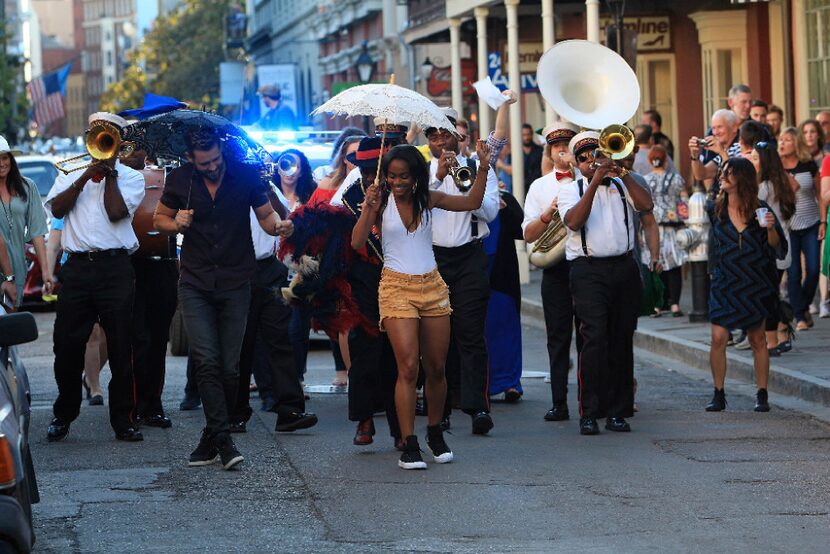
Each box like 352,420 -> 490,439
598,124 -> 634,160
277,153 -> 299,178
54,121 -> 136,175
448,156 -> 474,192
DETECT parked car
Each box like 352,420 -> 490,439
0,309 -> 40,553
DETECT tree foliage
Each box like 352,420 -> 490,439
0,22 -> 30,143
102,0 -> 241,113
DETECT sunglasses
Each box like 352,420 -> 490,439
576,152 -> 594,164
755,141 -> 769,150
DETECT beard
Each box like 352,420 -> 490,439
196,162 -> 225,183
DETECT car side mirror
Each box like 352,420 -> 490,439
0,312 -> 39,347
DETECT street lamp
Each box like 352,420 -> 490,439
420,57 -> 434,82
355,41 -> 374,84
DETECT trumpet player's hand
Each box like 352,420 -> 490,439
175,209 -> 194,233
475,140 -> 491,167
79,163 -> 110,186
363,181 -> 381,213
436,150 -> 454,181
591,158 -> 618,183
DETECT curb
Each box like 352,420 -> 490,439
521,297 -> 830,408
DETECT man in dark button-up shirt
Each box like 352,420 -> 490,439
154,129 -> 291,470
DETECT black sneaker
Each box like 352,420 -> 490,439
188,429 -> 218,466
214,432 -> 244,470
426,425 -> 453,464
705,388 -> 727,412
398,435 -> 427,470
754,388 -> 770,412
471,411 -> 493,435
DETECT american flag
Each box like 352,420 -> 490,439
28,64 -> 71,128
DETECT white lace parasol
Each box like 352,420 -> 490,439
312,83 -> 454,132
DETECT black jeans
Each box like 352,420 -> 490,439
132,257 -> 178,418
660,267 -> 683,309
53,253 -> 136,431
435,241 -> 491,414
178,283 -> 251,437
231,258 -> 304,423
542,261 -> 581,408
570,254 -> 641,420
346,259 -> 399,438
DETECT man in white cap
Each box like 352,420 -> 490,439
522,121 -> 580,422
428,106 -> 499,435
557,131 -> 655,436
45,111 -> 146,443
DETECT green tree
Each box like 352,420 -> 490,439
0,22 -> 30,143
102,0 -> 242,113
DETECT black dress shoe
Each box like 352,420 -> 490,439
754,388 -> 770,412
275,412 -> 318,432
229,421 -> 247,433
141,414 -> 172,429
47,419 -> 71,442
114,427 -> 144,442
471,411 -> 493,435
605,417 -> 631,432
705,388 -> 727,412
579,417 -> 599,435
544,405 -> 570,421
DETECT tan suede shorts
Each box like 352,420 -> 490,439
378,267 -> 452,330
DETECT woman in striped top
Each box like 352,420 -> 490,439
779,127 -> 824,330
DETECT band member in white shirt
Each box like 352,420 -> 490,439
229,186 -> 317,434
522,121 -> 580,422
428,108 -> 500,434
558,131 -> 656,436
45,112 -> 146,443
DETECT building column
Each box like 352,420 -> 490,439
541,0 -> 556,126
586,0 -> 600,43
475,7 -> 491,137
505,0 -> 529,284
449,18 -> 463,115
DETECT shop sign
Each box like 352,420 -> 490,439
600,15 -> 672,51
488,52 -> 539,93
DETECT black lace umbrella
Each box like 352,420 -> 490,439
121,109 -> 270,169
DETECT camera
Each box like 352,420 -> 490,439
697,138 -> 710,148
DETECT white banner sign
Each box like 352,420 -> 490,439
256,64 -> 298,114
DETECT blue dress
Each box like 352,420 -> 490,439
708,200 -> 786,329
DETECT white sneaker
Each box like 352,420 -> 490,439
809,302 -> 819,315
820,301 -> 830,319
735,337 -> 752,350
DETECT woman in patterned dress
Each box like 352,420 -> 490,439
643,145 -> 689,317
706,158 -> 786,413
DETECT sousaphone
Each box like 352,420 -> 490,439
528,40 -> 641,269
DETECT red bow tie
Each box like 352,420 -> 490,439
555,170 -> 574,181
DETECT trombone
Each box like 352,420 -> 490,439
54,121 -> 136,175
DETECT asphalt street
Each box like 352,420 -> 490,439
19,311 -> 830,553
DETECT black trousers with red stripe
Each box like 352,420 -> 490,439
435,241 -> 491,415
132,257 -> 179,418
569,254 -> 641,420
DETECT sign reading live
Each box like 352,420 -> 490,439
600,15 -> 672,51
427,59 -> 477,97
488,52 -> 539,93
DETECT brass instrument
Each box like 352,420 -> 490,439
598,124 -> 635,160
54,121 -> 136,175
276,153 -> 299,178
529,209 -> 568,269
448,156 -> 474,192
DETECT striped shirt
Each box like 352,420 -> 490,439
787,160 -> 820,231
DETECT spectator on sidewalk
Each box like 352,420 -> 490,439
522,124 -> 544,186
779,127 -> 822,330
767,105 -> 785,138
749,99 -> 768,125
690,109 -> 741,196
642,109 -> 674,160
800,119 -> 825,164
706,158 -> 786,413
633,124 -> 676,176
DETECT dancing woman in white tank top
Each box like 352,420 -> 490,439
352,141 -> 491,470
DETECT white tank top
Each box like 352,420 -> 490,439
381,194 -> 437,275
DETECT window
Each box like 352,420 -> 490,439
106,50 -> 113,67
635,54 -> 678,150
805,0 -> 830,116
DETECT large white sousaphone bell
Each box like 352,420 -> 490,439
528,40 -> 642,270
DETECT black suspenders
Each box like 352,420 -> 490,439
576,177 -> 630,258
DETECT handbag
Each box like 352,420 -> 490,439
639,268 -> 665,316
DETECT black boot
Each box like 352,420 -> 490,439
705,388 -> 727,412
754,388 -> 770,412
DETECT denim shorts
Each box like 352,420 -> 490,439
378,267 -> 451,330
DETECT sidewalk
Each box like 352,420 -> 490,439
520,265 -> 830,407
